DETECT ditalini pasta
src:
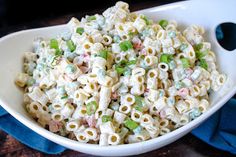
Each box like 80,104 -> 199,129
15,1 -> 226,145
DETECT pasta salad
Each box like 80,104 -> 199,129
15,1 -> 226,145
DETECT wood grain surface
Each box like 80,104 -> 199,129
0,1 -> 235,156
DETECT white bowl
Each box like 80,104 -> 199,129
0,0 -> 236,156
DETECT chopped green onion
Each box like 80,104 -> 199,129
55,50 -> 62,56
66,40 -> 76,52
98,49 -> 109,60
124,119 -> 139,130
115,66 -> 125,74
142,15 -> 151,25
134,105 -> 143,112
199,59 -> 208,70
160,54 -> 173,64
196,50 -> 208,59
115,60 -> 128,75
119,40 -> 133,52
86,101 -> 98,115
87,15 -> 96,21
118,60 -> 128,67
50,39 -> 59,49
134,96 -> 143,111
194,43 -> 203,51
180,58 -> 190,68
159,19 -> 168,28
61,95 -> 68,99
102,115 -> 112,123
135,96 -> 143,106
127,60 -> 137,65
76,27 -> 84,35
128,32 -> 135,37
50,39 -> 61,55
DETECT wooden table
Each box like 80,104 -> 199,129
0,1 -> 235,156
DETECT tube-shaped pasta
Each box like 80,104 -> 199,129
61,103 -> 75,118
105,108 -> 114,116
99,86 -> 111,110
159,118 -> 169,128
52,103 -> 64,111
73,90 -> 88,104
15,73 -> 29,87
160,127 -> 170,135
102,35 -> 113,45
132,67 -> 145,76
100,121 -> 115,134
93,57 -> 107,69
66,120 -> 80,132
122,93 -> 135,105
113,111 -> 126,124
112,82 -> 122,92
175,100 -> 189,114
189,85 -> 201,97
99,133 -> 109,146
95,109 -> 105,119
84,128 -> 98,140
145,124 -> 159,138
130,84 -> 145,95
28,87 -> 49,106
153,97 -> 167,112
131,109 -> 143,122
75,132 -> 89,143
144,55 -> 158,67
98,75 -> 113,87
156,29 -> 166,40
132,75 -> 145,85
216,74 -> 226,86
82,41 -> 93,52
179,114 -> 189,126
119,104 -> 132,114
46,88 -> 58,101
140,114 -> 154,127
84,82 -> 98,94
147,89 -> 159,102
145,47 -> 156,56
158,63 -> 169,72
108,133 -> 121,145
199,99 -> 209,113
29,101 -> 42,117
51,112 -> 63,122
134,130 -> 150,141
147,69 -> 158,79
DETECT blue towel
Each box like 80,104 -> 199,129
1,99 -> 236,154
0,107 -> 66,154
192,99 -> 236,154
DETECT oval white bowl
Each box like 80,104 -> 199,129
0,0 -> 236,156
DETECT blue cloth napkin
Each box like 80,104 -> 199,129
192,99 -> 236,154
1,98 -> 236,154
0,106 -> 66,154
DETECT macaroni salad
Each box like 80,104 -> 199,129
15,1 -> 226,145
